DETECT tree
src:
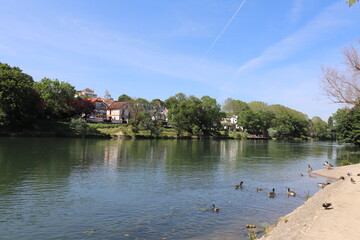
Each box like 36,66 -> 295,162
347,0 -> 359,6
68,99 -> 95,117
34,78 -> 76,119
222,98 -> 249,116
118,94 -> 132,102
0,63 -> 40,129
130,111 -> 162,137
309,116 -> 332,140
248,101 -> 268,111
104,90 -> 113,100
165,93 -> 224,136
332,106 -> 360,145
321,40 -> 360,105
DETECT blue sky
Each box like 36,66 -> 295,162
1,0 -> 359,120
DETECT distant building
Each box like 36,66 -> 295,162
75,88 -> 98,99
107,101 -> 131,123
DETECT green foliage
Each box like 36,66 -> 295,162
34,78 -> 76,119
130,111 -> 162,137
0,62 -> 40,129
248,101 -> 268,111
69,118 -> 98,137
347,0 -> 359,6
166,93 -> 224,136
222,98 -> 249,116
333,105 -> 360,145
117,94 -> 132,102
238,110 -> 275,136
308,116 -> 333,140
272,114 -> 309,139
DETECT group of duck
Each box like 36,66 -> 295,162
212,161 -> 359,212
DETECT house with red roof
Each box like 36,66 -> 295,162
75,88 -> 98,99
107,101 -> 131,123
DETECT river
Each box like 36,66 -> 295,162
0,138 -> 347,239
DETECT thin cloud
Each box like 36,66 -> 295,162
204,0 -> 247,57
289,0 -> 305,23
234,1 -> 357,76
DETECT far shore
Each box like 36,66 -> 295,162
259,163 -> 360,240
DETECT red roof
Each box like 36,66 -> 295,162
83,88 -> 94,92
108,101 -> 130,110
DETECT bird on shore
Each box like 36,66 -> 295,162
357,173 -> 360,176
323,161 -> 334,169
322,202 -> 332,209
318,182 -> 330,188
286,187 -> 296,196
212,204 -> 219,212
268,188 -> 276,198
350,178 -> 356,184
235,181 -> 243,189
338,176 -> 345,180
307,164 -> 313,172
347,172 -> 352,176
256,188 -> 263,192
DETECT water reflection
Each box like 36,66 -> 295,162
0,138 -> 352,240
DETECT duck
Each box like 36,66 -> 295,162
338,176 -> 345,180
256,187 -> 263,192
235,181 -> 243,189
300,173 -> 304,177
318,182 -> 330,188
323,161 -> 334,169
307,164 -> 313,172
322,202 -> 332,209
286,187 -> 296,196
268,188 -> 276,198
350,178 -> 356,184
212,204 -> 219,212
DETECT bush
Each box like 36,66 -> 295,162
69,118 -> 98,136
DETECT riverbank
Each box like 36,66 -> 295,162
260,163 -> 360,240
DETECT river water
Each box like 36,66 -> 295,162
0,138 -> 346,239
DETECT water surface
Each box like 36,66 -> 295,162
0,138 -> 345,239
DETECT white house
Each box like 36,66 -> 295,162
107,102 -> 131,123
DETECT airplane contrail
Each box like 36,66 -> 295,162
204,0 -> 248,58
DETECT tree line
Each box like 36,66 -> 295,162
0,50 -> 359,144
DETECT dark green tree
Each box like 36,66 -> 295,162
118,94 -> 132,102
0,63 -> 40,129
165,93 -> 224,136
333,105 -> 360,145
34,78 -> 76,119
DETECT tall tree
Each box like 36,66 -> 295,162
34,78 -> 76,119
0,63 -> 40,129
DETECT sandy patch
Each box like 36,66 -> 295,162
260,163 -> 360,240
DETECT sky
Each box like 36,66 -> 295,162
1,0 -> 360,120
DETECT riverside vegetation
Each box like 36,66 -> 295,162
0,57 -> 359,149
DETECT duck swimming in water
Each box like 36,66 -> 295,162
212,204 -> 219,212
235,181 -> 243,189
268,188 -> 276,198
286,187 -> 296,196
